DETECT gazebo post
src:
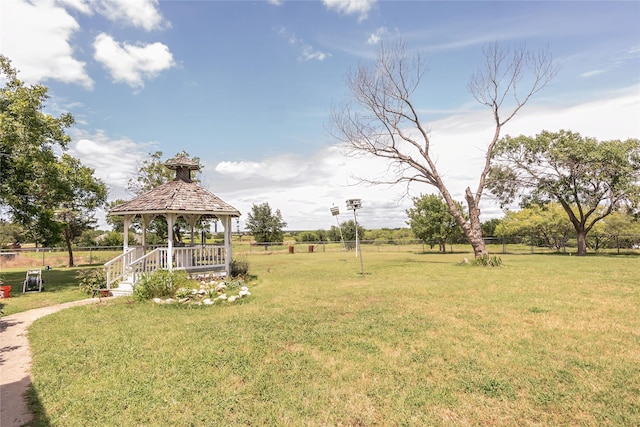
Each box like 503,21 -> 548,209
224,216 -> 232,275
167,214 -> 175,271
123,216 -> 131,252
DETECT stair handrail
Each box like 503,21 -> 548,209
128,247 -> 168,285
104,247 -> 143,289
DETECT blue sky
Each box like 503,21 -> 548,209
2,0 -> 639,231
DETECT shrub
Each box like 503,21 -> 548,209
77,268 -> 107,295
134,270 -> 191,301
473,254 -> 503,267
230,258 -> 250,278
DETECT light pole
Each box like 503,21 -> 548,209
330,206 -> 347,251
346,199 -> 364,275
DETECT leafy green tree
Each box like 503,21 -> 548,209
406,194 -> 465,252
337,220 -> 366,250
589,210 -> 640,250
488,130 -> 640,255
245,202 -> 287,244
1,56 -> 107,260
128,150 -> 202,196
315,229 -> 328,242
106,199 -> 126,232
54,154 -> 107,266
481,218 -> 502,237
0,55 -> 73,236
296,231 -> 320,243
77,229 -> 102,247
0,220 -> 24,248
495,203 -> 574,250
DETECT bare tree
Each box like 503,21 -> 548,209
330,40 -> 557,258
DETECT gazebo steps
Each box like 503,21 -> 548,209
110,282 -> 134,297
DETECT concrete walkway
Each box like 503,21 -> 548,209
0,298 -> 103,427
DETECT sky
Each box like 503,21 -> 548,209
1,0 -> 639,232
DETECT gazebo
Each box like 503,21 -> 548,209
105,155 -> 240,294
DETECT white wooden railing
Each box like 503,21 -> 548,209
104,246 -> 144,289
107,245 -> 226,289
129,247 -> 168,286
173,245 -> 225,270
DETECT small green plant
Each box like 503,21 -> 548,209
472,254 -> 503,267
134,269 -> 191,301
230,257 -> 250,277
77,268 -> 107,295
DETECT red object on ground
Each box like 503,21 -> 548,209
0,286 -> 11,298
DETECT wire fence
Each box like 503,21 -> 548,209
235,235 -> 640,256
2,234 -> 639,269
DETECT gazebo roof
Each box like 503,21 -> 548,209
109,155 -> 240,217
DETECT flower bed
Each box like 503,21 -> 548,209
151,276 -> 250,306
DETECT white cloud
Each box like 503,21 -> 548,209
0,0 -> 93,88
68,131 -> 151,199
277,28 -> 331,62
57,0 -> 92,14
367,27 -> 389,45
267,0 -> 284,5
323,0 -> 377,21
94,0 -> 168,31
580,69 -> 607,78
93,33 -> 176,89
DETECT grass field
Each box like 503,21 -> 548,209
0,267 -> 96,316
16,251 -> 640,425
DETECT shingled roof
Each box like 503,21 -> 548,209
109,156 -> 240,217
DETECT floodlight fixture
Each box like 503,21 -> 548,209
345,199 -> 365,274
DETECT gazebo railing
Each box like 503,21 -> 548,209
105,246 -> 144,289
173,245 -> 225,270
123,245 -> 226,287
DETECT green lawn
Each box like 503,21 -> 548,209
22,251 -> 640,425
0,267 -> 95,316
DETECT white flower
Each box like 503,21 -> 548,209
215,283 -> 227,293
239,290 -> 251,297
179,298 -> 190,303
191,289 -> 198,295
200,280 -> 206,285
240,286 -> 249,292
228,295 -> 237,302
203,298 -> 213,305
217,294 -> 227,300
165,298 -> 174,304
153,298 -> 162,304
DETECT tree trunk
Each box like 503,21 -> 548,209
465,188 -> 488,258
576,229 -> 588,256
64,229 -> 75,267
